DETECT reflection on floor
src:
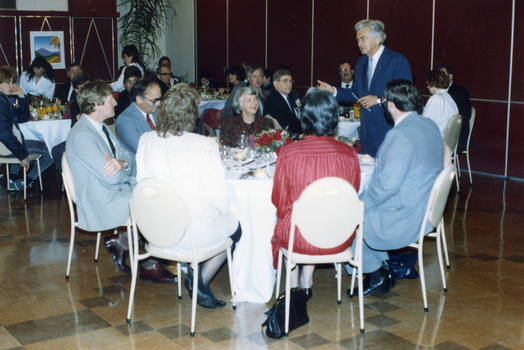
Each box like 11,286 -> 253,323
0,168 -> 523,350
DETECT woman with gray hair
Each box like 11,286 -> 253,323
271,88 -> 360,301
219,86 -> 274,147
136,83 -> 242,309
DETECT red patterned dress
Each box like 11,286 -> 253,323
219,114 -> 274,147
271,135 -> 361,268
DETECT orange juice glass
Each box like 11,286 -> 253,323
353,103 -> 361,118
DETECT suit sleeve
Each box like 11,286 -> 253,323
0,97 -> 30,160
335,87 -> 358,103
116,115 -> 141,155
360,129 -> 413,209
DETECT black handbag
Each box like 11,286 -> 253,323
389,253 -> 419,279
262,287 -> 309,339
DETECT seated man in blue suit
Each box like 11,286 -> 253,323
116,77 -> 161,176
318,19 -> 413,157
349,80 -> 443,297
67,81 -> 176,283
264,69 -> 302,134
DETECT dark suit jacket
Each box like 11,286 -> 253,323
265,90 -> 302,134
336,47 -> 412,157
115,90 -> 132,118
447,83 -> 472,152
55,83 -> 73,103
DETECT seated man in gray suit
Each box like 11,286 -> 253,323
349,79 -> 443,297
66,81 -> 176,283
116,77 -> 161,176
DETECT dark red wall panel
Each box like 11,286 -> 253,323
507,104 -> 524,178
0,16 -> 17,69
434,0 -> 512,101
511,2 -> 524,102
267,0 -> 312,89
228,0 -> 265,70
371,0 -> 433,92
196,0 -> 227,86
313,0 -> 366,86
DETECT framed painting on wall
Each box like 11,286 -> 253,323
29,31 -> 65,69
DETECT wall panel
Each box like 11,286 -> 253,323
0,16 -> 17,69
313,0 -> 366,86
228,0 -> 265,71
507,104 -> 524,178
196,0 -> 227,86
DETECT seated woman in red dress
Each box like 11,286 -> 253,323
219,86 -> 274,147
271,88 -> 361,301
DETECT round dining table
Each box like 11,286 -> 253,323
19,119 -> 71,154
336,119 -> 361,140
225,153 -> 374,303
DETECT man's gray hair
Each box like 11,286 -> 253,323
246,64 -> 263,78
354,19 -> 386,44
232,86 -> 257,114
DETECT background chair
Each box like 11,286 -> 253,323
408,164 -> 455,312
61,153 -> 130,279
274,177 -> 365,335
0,146 -> 43,201
127,178 -> 236,337
462,107 -> 475,184
442,114 -> 462,191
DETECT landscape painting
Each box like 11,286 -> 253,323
29,31 -> 65,69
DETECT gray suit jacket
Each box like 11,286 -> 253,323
66,115 -> 135,232
360,112 -> 443,250
116,102 -> 156,176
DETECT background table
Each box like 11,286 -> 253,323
337,120 -> 361,140
19,120 -> 70,154
198,100 -> 226,119
226,155 -> 374,303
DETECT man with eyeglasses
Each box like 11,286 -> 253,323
333,60 -> 354,90
264,69 -> 302,134
156,65 -> 173,96
116,77 -> 161,177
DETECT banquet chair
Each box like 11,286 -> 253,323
61,153 -> 131,279
442,114 -> 462,191
127,178 -> 236,337
0,143 -> 43,201
462,107 -> 475,184
408,164 -> 455,312
274,177 -> 365,335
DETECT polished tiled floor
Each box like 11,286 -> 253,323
0,165 -> 523,349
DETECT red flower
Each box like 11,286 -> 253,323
273,131 -> 282,141
285,138 -> 294,145
259,134 -> 272,146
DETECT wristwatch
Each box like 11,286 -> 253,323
376,97 -> 382,106
122,161 -> 129,171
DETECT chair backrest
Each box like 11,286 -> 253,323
290,177 -> 364,250
61,153 -> 77,204
425,164 -> 455,228
443,143 -> 452,166
442,114 -> 462,151
130,178 -> 191,248
0,124 -> 21,156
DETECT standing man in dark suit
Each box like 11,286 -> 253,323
264,69 -> 301,134
55,63 -> 82,104
333,60 -> 354,90
318,19 -> 413,157
116,77 -> 161,176
349,80 -> 443,296
439,64 -> 472,153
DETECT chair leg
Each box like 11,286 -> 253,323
36,158 -> 43,191
177,262 -> 182,299
227,247 -> 236,310
435,222 -> 447,292
190,262 -> 199,337
126,237 -> 139,324
94,232 -> 101,263
349,266 -> 357,298
418,241 -> 429,312
284,258 -> 292,337
357,262 -> 364,334
23,167 -> 27,201
275,250 -> 283,299
65,222 -> 76,279
456,151 -> 461,177
440,218 -> 450,269
453,152 -> 460,192
466,150 -> 472,184
337,263 -> 342,304
6,164 -> 10,187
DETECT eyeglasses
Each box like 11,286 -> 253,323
279,79 -> 294,84
339,68 -> 352,72
141,95 -> 162,104
158,72 -> 173,76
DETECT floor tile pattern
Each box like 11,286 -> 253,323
0,168 -> 523,349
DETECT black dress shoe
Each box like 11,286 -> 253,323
104,235 -> 130,273
304,288 -> 313,302
139,262 -> 177,283
383,260 -> 396,289
347,266 -> 391,297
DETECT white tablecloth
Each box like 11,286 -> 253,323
337,120 -> 361,140
198,100 -> 226,119
227,156 -> 374,303
19,120 -> 71,154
